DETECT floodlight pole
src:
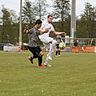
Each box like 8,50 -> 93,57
71,0 -> 76,43
19,0 -> 23,49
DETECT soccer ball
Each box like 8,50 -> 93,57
59,42 -> 66,49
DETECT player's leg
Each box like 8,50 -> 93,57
36,46 -> 45,68
48,39 -> 57,58
56,44 -> 59,56
27,46 -> 34,63
58,46 -> 61,56
44,39 -> 57,67
28,46 -> 41,64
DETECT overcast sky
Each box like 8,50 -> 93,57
0,0 -> 96,16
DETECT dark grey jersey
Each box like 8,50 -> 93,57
27,28 -> 41,47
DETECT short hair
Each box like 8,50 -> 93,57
47,15 -> 53,18
35,19 -> 42,25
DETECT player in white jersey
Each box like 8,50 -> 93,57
39,15 -> 66,67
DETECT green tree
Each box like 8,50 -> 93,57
77,2 -> 96,38
23,0 -> 33,25
33,0 -> 47,20
23,0 -> 48,25
1,7 -> 12,43
1,7 -> 19,44
53,0 -> 70,32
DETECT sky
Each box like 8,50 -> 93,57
0,0 -> 96,16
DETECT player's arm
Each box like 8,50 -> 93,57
50,24 -> 66,36
54,31 -> 66,36
38,28 -> 49,33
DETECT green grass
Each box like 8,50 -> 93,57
0,51 -> 96,96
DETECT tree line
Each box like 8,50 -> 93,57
0,0 -> 96,44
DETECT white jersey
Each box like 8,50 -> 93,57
40,20 -> 55,37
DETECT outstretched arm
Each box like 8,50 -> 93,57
54,31 -> 66,36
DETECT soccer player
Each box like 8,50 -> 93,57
24,19 -> 48,68
39,15 -> 66,67
56,35 -> 62,56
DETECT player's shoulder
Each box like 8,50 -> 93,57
28,28 -> 35,34
42,20 -> 47,24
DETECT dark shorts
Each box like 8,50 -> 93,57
28,46 -> 41,57
56,44 -> 60,49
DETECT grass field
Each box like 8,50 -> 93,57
0,51 -> 96,96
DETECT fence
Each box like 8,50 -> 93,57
62,37 -> 96,53
62,37 -> 96,46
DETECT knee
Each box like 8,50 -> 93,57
39,51 -> 44,56
52,40 -> 57,45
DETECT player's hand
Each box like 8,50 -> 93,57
59,32 -> 66,36
62,32 -> 66,35
24,25 -> 29,33
45,27 -> 51,33
25,25 -> 29,30
44,28 -> 49,33
64,32 -> 66,35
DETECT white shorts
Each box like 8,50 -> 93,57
39,35 -> 53,43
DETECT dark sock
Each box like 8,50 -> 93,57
59,51 -> 60,55
56,51 -> 58,55
38,56 -> 42,66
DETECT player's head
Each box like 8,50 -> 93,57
35,19 -> 42,29
47,15 -> 53,23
